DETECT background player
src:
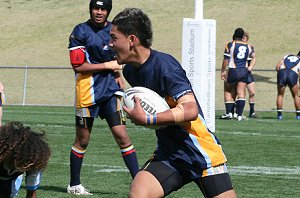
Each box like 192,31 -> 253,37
243,32 -> 257,118
0,82 -> 5,126
275,51 -> 300,120
110,8 -> 237,198
0,121 -> 51,198
221,28 -> 256,121
67,0 -> 139,195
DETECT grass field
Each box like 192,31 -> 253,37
0,0 -> 299,110
3,105 -> 300,198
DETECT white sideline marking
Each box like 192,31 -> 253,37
4,110 -> 74,115
218,131 -> 300,139
229,166 -> 300,177
23,123 -> 300,138
49,162 -> 300,178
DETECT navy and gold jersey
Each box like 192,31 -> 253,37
279,54 -> 300,74
69,20 -> 121,108
123,50 -> 227,179
224,41 -> 254,69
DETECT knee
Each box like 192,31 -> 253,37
75,137 -> 90,149
128,188 -> 146,198
249,93 -> 255,98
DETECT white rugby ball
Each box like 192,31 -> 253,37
123,87 -> 170,115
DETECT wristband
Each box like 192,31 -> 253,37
146,114 -> 151,125
153,114 -> 157,125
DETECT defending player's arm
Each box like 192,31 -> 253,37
69,47 -> 123,73
123,93 -> 198,127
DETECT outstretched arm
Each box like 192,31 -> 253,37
69,48 -> 123,74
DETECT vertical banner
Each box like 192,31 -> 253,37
182,18 -> 216,132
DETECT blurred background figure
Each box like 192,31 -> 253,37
0,121 -> 51,198
0,82 -> 5,126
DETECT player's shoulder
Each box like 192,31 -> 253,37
225,41 -> 232,47
154,50 -> 182,72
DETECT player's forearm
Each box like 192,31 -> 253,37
275,59 -> 283,71
248,57 -> 256,71
73,61 -> 122,73
72,62 -> 106,73
26,190 -> 37,198
221,59 -> 228,79
152,95 -> 198,126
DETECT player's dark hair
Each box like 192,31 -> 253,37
0,121 -> 51,172
89,0 -> 112,19
233,28 -> 244,40
112,8 -> 153,48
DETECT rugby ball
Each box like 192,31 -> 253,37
123,87 -> 170,115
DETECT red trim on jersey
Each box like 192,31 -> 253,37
70,48 -> 85,66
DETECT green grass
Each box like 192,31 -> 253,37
3,106 -> 300,197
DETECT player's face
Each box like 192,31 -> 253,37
91,8 -> 108,24
242,36 -> 248,42
109,25 -> 131,64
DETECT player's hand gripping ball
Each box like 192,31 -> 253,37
123,87 -> 170,128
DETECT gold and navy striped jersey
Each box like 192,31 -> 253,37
123,50 -> 227,178
69,20 -> 121,108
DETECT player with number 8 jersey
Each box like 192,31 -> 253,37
221,28 -> 256,121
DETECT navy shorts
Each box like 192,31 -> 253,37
246,72 -> 255,84
277,69 -> 299,87
75,94 -> 126,128
227,68 -> 250,85
141,159 -> 233,197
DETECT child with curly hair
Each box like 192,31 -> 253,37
0,121 -> 51,198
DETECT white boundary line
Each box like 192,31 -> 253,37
49,162 -> 300,179
218,131 -> 300,138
